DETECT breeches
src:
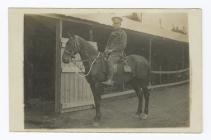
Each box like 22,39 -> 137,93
107,54 -> 122,78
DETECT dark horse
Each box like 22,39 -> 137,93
62,34 -> 150,125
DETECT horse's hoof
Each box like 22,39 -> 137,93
140,113 -> 148,120
93,122 -> 100,127
133,114 -> 140,119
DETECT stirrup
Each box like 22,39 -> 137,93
101,80 -> 114,86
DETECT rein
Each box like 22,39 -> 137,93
71,52 -> 101,77
68,36 -> 101,77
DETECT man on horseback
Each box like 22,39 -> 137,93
102,16 -> 127,86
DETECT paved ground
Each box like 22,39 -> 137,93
25,84 -> 189,129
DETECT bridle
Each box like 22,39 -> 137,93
64,36 -> 101,77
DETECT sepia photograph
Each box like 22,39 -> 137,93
9,8 -> 202,132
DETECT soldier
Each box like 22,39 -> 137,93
102,16 -> 127,86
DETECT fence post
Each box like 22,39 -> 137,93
176,64 -> 178,82
159,66 -> 162,84
122,81 -> 125,91
149,39 -> 152,86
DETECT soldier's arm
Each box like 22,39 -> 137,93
105,32 -> 113,50
121,30 -> 127,48
113,30 -> 127,51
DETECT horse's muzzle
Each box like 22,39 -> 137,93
70,55 -> 76,59
62,57 -> 70,63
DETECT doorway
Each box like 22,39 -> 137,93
24,15 -> 57,113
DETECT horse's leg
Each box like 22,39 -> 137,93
141,86 -> 150,119
90,82 -> 102,122
132,83 -> 143,117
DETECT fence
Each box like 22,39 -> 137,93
150,67 -> 189,86
102,67 -> 189,98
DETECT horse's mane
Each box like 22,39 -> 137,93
76,35 -> 98,56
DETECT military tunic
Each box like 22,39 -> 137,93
105,28 -> 127,75
106,28 -> 127,53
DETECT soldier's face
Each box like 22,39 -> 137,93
113,23 -> 121,29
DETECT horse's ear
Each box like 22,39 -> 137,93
74,35 -> 78,39
67,32 -> 74,40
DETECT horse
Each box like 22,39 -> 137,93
62,34 -> 150,126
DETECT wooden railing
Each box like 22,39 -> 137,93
151,68 -> 189,74
103,67 -> 190,98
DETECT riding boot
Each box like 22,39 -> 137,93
102,78 -> 114,86
102,61 -> 114,86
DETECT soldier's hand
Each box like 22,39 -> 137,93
104,49 -> 112,56
106,49 -> 113,54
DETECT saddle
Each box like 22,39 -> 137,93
103,52 -> 132,73
119,56 -> 132,73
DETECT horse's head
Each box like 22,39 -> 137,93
62,34 -> 80,63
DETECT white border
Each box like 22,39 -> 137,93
9,8 -> 202,133
1,0 -> 211,139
